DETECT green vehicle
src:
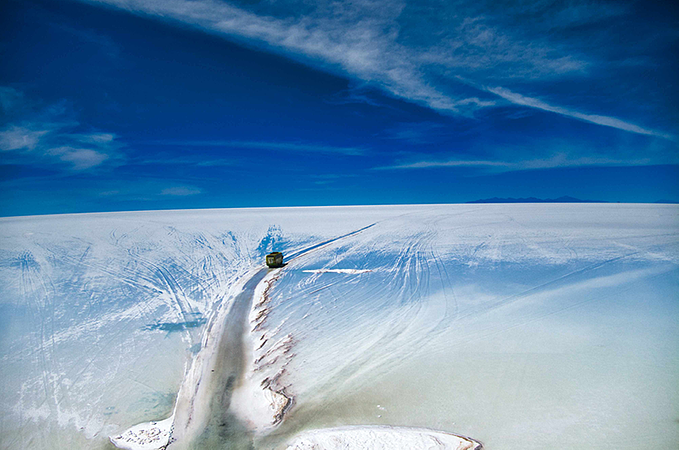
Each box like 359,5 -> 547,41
266,252 -> 284,268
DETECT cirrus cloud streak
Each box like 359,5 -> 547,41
81,0 -> 674,140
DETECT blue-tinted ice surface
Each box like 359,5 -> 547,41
1,204 -> 677,449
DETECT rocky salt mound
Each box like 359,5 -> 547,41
285,426 -> 482,450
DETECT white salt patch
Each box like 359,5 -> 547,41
229,380 -> 290,432
285,426 -> 481,450
109,416 -> 173,450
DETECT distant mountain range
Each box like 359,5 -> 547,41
467,196 -> 606,204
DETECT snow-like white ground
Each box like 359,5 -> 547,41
284,426 -> 481,449
0,204 -> 677,449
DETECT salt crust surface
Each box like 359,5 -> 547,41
285,426 -> 482,450
1,204 -> 677,450
109,417 -> 173,450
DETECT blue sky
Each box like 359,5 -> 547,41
1,0 -> 677,216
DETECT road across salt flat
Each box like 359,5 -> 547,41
170,267 -> 269,448
110,267 -> 269,449
113,221 -> 387,449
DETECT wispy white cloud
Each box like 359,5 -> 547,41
74,132 -> 117,144
48,147 -> 110,170
0,124 -> 120,170
325,83 -> 394,109
80,0 -> 578,115
131,155 -> 235,167
377,152 -> 663,172
0,126 -> 49,152
378,159 -> 514,170
0,87 -> 123,171
310,173 -> 357,185
160,186 -> 202,196
420,17 -> 590,80
149,139 -> 366,156
95,182 -> 202,200
93,182 -> 202,200
487,86 -> 675,140
78,0 -> 673,141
